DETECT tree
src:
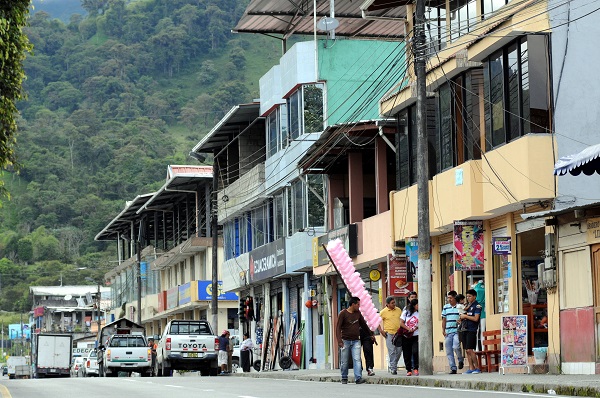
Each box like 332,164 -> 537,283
0,2 -> 33,189
17,237 -> 33,263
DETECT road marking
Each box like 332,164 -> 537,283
165,384 -> 183,388
381,383 -> 554,397
239,396 -> 261,398
0,383 -> 12,398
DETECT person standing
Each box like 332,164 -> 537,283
218,330 -> 230,375
378,296 -> 402,375
240,333 -> 254,373
148,337 -> 157,376
460,289 -> 482,374
442,291 -> 464,374
400,299 -> 419,376
336,296 -> 368,384
360,325 -> 376,376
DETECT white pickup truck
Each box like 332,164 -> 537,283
156,320 -> 219,377
103,334 -> 152,377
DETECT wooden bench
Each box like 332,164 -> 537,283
475,330 -> 501,373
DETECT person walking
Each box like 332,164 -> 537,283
442,291 -> 464,374
218,330 -> 230,375
240,333 -> 254,373
400,298 -> 419,376
360,325 -> 376,376
336,296 -> 368,385
378,296 -> 402,375
460,289 -> 482,374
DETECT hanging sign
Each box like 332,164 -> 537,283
453,220 -> 484,270
492,237 -> 512,255
387,254 -> 413,296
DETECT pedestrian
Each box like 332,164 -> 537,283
360,325 -> 376,376
442,291 -> 464,374
148,337 -> 157,376
336,296 -> 368,385
240,333 -> 254,373
218,330 -> 230,375
460,289 -> 482,374
400,298 -> 419,376
378,296 -> 402,375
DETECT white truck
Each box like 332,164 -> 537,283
34,334 -> 72,378
103,334 -> 152,377
156,320 -> 219,377
7,356 -> 30,379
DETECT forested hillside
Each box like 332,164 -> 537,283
0,0 -> 280,311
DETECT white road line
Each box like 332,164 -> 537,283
239,396 -> 261,398
164,384 -> 183,388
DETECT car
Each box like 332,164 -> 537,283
70,357 -> 85,377
2,367 -> 7,376
82,349 -> 99,377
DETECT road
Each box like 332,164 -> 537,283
0,375 -> 564,398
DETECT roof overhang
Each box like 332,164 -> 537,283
554,143 -> 600,176
95,194 -> 155,241
233,0 -> 407,40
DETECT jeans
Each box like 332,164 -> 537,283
385,333 -> 402,372
445,332 -> 463,370
340,339 -> 362,380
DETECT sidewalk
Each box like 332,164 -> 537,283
233,368 -> 600,396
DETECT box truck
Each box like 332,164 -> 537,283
34,334 -> 72,378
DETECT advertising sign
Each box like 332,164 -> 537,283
249,238 -> 286,283
453,220 -> 484,270
179,282 -> 191,305
166,286 -> 178,309
501,315 -> 528,370
492,237 -> 512,255
387,254 -> 414,297
197,281 -> 239,300
405,238 -> 419,282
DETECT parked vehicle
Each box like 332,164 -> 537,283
231,335 -> 241,373
103,334 -> 152,377
2,367 -> 7,376
82,349 -> 99,377
70,357 -> 84,377
34,334 -> 72,378
155,320 -> 219,377
7,356 -> 30,379
97,318 -> 146,377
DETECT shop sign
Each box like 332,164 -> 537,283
166,286 -> 178,309
454,220 -> 484,271
492,237 -> 512,255
197,281 -> 239,300
313,224 -> 359,267
249,238 -> 285,283
406,238 -> 419,282
179,282 -> 191,305
387,254 -> 414,297
587,217 -> 600,244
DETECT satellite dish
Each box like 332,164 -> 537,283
317,17 -> 339,32
64,294 -> 72,301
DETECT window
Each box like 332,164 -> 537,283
426,6 -> 447,54
266,105 -> 290,158
307,175 -> 325,228
291,179 -> 306,232
287,84 -> 324,141
267,110 -> 278,157
224,222 -> 235,260
251,205 -> 268,249
273,191 -> 285,240
440,252 -> 455,309
484,35 -> 550,151
450,0 -> 477,42
482,0 -> 509,18
492,254 -> 510,313
288,90 -> 301,140
438,83 -> 454,170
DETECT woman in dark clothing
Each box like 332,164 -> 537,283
360,326 -> 375,376
400,299 -> 419,376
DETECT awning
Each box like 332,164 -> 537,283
554,143 -> 600,176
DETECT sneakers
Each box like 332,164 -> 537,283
341,379 -> 348,384
413,369 -> 419,376
464,369 -> 474,374
406,371 -> 412,376
391,370 -> 397,375
458,361 -> 464,370
356,378 -> 367,384
471,369 -> 482,374
449,369 -> 457,374
367,369 -> 375,376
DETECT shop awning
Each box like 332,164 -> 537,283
554,143 -> 600,176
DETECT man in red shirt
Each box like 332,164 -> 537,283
336,296 -> 368,385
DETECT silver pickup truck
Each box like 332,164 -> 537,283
104,334 -> 152,377
156,320 -> 219,376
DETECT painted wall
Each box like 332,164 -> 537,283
280,41 -> 317,95
318,39 -> 405,126
354,211 -> 392,266
260,65 -> 284,116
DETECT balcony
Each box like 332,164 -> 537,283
218,164 -> 265,222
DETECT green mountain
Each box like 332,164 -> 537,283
0,0 -> 279,311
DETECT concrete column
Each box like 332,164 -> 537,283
348,152 -> 364,223
375,136 -> 389,214
282,279 -> 290,340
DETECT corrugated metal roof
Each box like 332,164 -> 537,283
30,286 -> 111,296
167,165 -> 213,179
233,0 -> 407,39
94,193 -> 155,241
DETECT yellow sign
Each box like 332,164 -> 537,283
369,269 -> 381,281
587,217 -> 600,244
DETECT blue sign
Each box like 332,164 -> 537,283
9,323 -> 31,340
140,262 -> 147,280
197,281 -> 238,301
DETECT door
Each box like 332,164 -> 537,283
591,244 -> 600,361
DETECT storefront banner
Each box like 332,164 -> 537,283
405,238 -> 419,282
166,286 -> 178,309
492,237 -> 512,255
501,315 -> 528,369
387,254 -> 413,297
197,281 -> 239,300
179,282 -> 191,305
249,238 -> 286,283
313,224 -> 359,267
453,220 -> 484,270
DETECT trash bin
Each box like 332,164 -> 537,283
532,347 -> 547,364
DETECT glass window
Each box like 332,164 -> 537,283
291,180 -> 306,232
303,84 -> 324,134
485,50 -> 505,150
279,103 -> 289,149
464,70 -> 483,161
251,205 -> 267,249
507,43 -> 520,142
397,110 -> 410,190
307,175 -> 325,228
426,6 -> 447,54
493,254 -> 510,313
482,0 -> 509,18
450,0 -> 477,42
288,90 -> 301,140
274,192 -> 285,240
438,83 -> 454,170
523,35 -> 550,134
267,111 -> 278,157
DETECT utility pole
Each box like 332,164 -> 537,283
96,284 -> 102,332
136,241 -> 142,325
414,0 -> 433,375
211,156 -> 219,332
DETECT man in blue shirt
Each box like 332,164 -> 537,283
460,289 -> 482,374
442,291 -> 464,374
218,330 -> 230,375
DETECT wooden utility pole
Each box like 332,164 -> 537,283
415,0 -> 433,375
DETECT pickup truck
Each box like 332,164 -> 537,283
156,320 -> 219,377
103,334 -> 152,377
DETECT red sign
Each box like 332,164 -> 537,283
388,254 -> 413,297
